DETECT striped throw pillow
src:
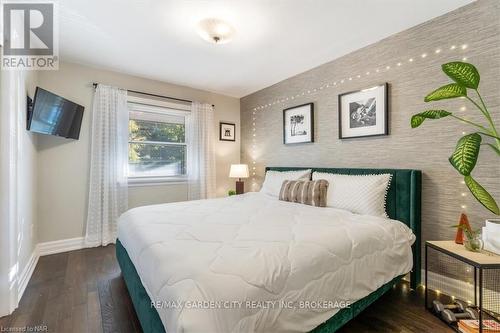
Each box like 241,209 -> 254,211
278,180 -> 329,207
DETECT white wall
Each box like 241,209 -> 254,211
0,68 -> 38,315
36,62 -> 240,243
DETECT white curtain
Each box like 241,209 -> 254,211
187,102 -> 216,200
85,85 -> 128,247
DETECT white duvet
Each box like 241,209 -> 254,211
117,192 -> 415,333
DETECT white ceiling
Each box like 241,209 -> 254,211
59,0 -> 474,97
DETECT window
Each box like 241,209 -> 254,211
128,103 -> 188,181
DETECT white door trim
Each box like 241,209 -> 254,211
0,70 -> 22,316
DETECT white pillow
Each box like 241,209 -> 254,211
261,169 -> 312,197
312,172 -> 392,217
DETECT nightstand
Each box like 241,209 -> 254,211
425,241 -> 500,333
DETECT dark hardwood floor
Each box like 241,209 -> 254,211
0,245 -> 452,333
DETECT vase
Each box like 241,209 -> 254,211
464,233 -> 484,252
482,219 -> 500,255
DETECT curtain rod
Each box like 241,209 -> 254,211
92,83 -> 214,107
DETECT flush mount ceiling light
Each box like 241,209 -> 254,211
197,18 -> 235,44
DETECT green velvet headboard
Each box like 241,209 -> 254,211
265,167 -> 422,289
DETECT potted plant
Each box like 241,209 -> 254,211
411,62 -> 499,250
452,225 -> 483,252
411,61 -> 499,215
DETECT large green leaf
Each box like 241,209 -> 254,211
425,83 -> 467,102
442,62 -> 480,89
411,110 -> 452,128
449,133 -> 481,176
464,175 -> 500,215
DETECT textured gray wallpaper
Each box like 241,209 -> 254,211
240,0 -> 500,250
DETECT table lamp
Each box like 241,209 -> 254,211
229,164 -> 249,194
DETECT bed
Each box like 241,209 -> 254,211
116,167 -> 421,333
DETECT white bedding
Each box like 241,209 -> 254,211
117,192 -> 415,333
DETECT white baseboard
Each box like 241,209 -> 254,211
422,268 -> 500,313
423,269 -> 476,302
17,250 -> 39,302
37,237 -> 86,256
15,237 -> 87,309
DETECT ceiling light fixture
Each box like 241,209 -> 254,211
197,18 -> 235,44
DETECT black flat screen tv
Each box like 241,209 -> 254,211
28,87 -> 84,140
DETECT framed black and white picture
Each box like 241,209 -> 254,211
220,122 -> 235,141
338,83 -> 388,139
283,103 -> 314,144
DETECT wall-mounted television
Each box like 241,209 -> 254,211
27,87 -> 84,140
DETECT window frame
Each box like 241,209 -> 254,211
127,98 -> 190,186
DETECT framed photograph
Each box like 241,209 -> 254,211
283,103 -> 314,144
220,122 -> 236,141
338,83 -> 388,139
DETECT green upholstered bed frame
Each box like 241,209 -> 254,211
265,167 -> 422,290
116,167 -> 421,333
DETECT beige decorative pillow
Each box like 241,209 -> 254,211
312,172 -> 392,217
260,169 -> 312,197
278,180 -> 329,207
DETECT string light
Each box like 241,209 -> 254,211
249,43 -> 471,110
251,107 -> 257,190
248,43 -> 471,190
251,106 -> 258,189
